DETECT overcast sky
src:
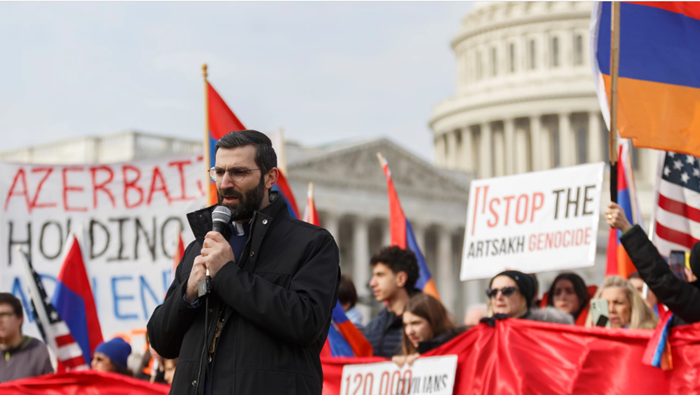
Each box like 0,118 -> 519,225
0,2 -> 473,162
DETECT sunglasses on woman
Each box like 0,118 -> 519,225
485,286 -> 519,299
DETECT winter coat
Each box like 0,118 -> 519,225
521,307 -> 575,325
621,224 -> 700,324
417,328 -> 465,354
147,192 -> 340,395
365,307 -> 404,359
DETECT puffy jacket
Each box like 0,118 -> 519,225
147,192 -> 340,395
620,225 -> 700,324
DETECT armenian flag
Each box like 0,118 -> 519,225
606,141 -> 645,278
378,154 -> 440,300
203,66 -> 299,217
302,183 -> 372,358
591,2 -> 700,157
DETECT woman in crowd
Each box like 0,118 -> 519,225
486,270 -> 574,324
392,293 -> 460,367
91,337 -> 133,376
607,201 -> 700,325
547,272 -> 590,325
585,276 -> 658,330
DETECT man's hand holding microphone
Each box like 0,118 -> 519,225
185,207 -> 235,303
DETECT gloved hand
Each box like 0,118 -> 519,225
479,314 -> 510,327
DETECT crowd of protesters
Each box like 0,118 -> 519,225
1,200 -> 699,382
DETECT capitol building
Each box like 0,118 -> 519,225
430,1 -> 659,296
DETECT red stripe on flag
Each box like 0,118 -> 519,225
629,2 -> 700,21
655,221 -> 699,250
658,194 -> 700,223
55,334 -> 75,348
60,355 -> 87,369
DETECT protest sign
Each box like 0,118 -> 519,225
0,155 -> 205,340
339,355 -> 458,395
461,163 -> 604,280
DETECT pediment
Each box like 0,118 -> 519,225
287,138 -> 470,203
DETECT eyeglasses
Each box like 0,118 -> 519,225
485,286 -> 519,299
0,312 -> 15,320
209,167 -> 260,183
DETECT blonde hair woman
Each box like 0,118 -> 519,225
586,276 -> 658,330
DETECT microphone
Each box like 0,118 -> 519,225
198,206 -> 232,298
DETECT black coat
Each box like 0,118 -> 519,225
147,192 -> 340,395
620,225 -> 700,324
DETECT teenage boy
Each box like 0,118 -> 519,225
364,246 -> 419,358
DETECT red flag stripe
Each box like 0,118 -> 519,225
60,355 -> 88,369
654,221 -> 699,250
658,194 -> 700,223
55,334 -> 76,348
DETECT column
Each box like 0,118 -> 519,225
460,127 -> 474,172
530,115 -> 543,171
588,111 -> 603,163
353,217 -> 371,322
479,122 -> 493,178
559,112 -> 574,166
446,130 -> 458,169
382,222 -> 391,248
437,226 -> 455,314
434,135 -> 445,167
493,130 -> 505,177
323,212 -> 340,245
504,118 -> 515,175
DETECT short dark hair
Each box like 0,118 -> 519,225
0,293 -> 23,319
214,130 -> 277,176
628,272 -> 641,280
338,274 -> 358,308
370,246 -> 420,293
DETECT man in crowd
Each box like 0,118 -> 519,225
365,246 -> 419,358
0,293 -> 53,382
148,130 -> 340,395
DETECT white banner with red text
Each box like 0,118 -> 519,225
461,163 -> 604,280
0,155 -> 206,341
339,355 -> 458,395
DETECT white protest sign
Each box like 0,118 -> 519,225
0,155 -> 205,340
461,163 -> 604,280
340,355 -> 458,395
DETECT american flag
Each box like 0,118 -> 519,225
19,250 -> 88,371
651,152 -> 700,256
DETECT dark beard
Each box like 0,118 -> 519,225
217,176 -> 266,221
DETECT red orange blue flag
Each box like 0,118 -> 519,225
52,234 -> 104,367
302,183 -> 372,358
378,153 -> 440,300
591,2 -> 700,157
606,142 -> 645,278
204,77 -> 299,217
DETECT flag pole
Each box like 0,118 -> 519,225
609,2 -> 621,203
203,64 -> 211,206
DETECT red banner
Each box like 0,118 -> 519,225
323,318 -> 700,395
0,371 -> 170,395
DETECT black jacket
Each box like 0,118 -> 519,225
364,308 -> 403,359
147,192 -> 340,395
620,225 -> 700,324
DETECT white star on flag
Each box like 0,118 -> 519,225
694,168 -> 700,178
664,166 -> 671,176
687,156 -> 696,165
668,152 -> 676,158
674,160 -> 683,170
681,172 -> 690,183
50,311 -> 59,320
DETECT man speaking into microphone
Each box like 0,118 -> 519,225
148,130 -> 340,395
